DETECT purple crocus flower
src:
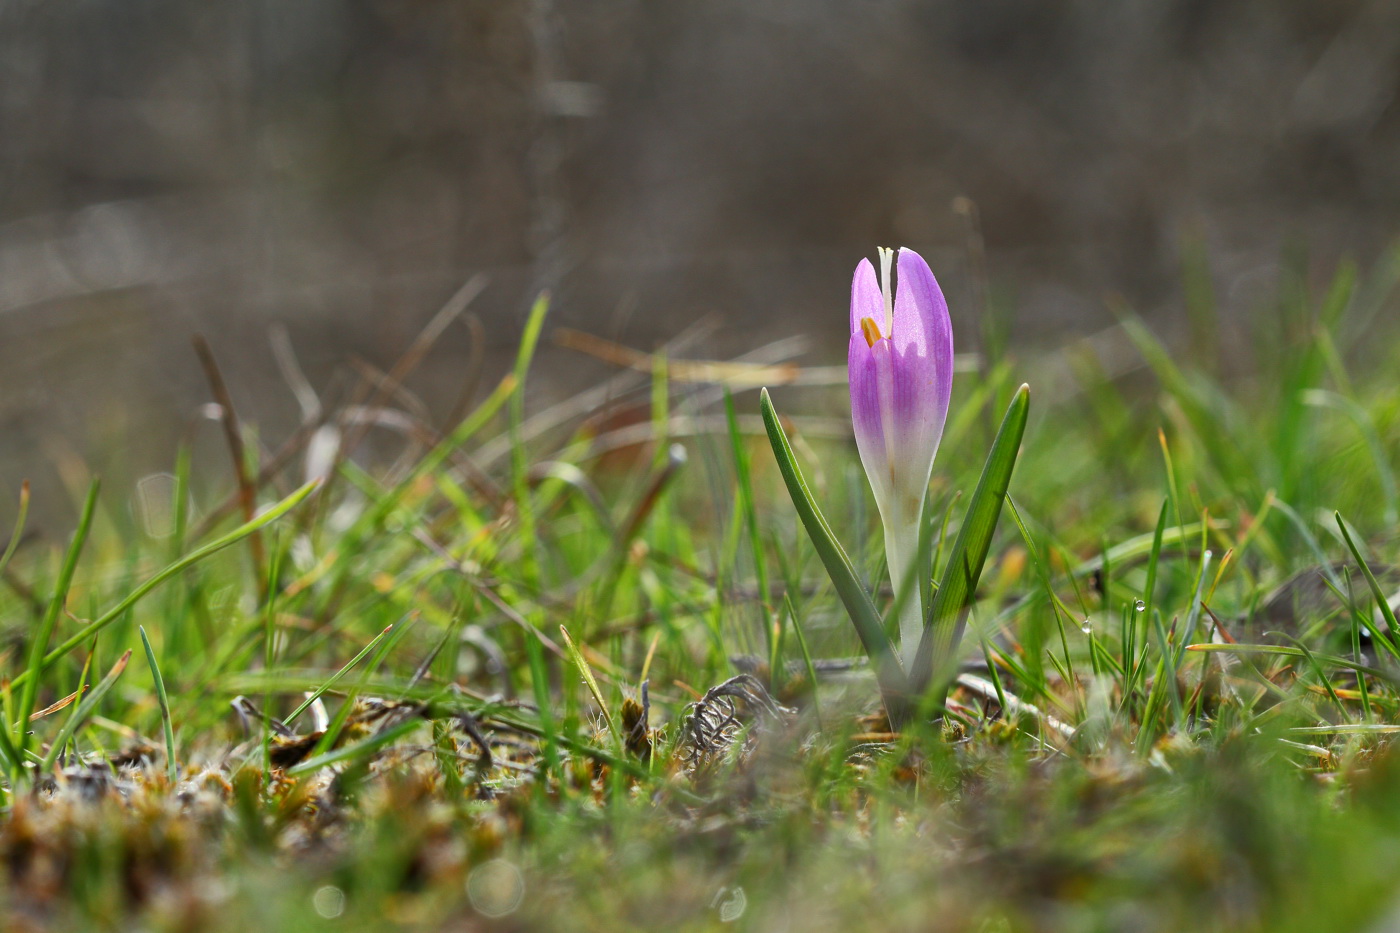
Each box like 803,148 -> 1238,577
848,247 -> 954,669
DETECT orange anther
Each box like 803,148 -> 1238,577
860,316 -> 882,348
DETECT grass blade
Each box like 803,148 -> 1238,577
914,384 -> 1030,699
1305,391 -> 1399,525
1187,642 -> 1398,685
510,292 -> 551,585
560,625 -> 614,737
783,593 -> 824,730
1336,511 -> 1400,640
39,649 -> 133,773
284,620 -> 399,726
17,479 -> 100,755
0,481 -> 30,579
286,717 -> 420,776
9,479 -> 320,694
759,388 -> 910,724
138,626 -> 178,782
725,389 -> 775,674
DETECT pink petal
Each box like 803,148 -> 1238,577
848,333 -> 893,506
892,249 -> 949,358
850,258 -> 884,338
888,341 -> 948,486
892,247 -> 954,439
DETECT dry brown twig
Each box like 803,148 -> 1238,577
191,333 -> 268,600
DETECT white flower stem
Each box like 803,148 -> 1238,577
882,518 -> 924,674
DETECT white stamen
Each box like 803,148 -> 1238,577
877,247 -> 894,334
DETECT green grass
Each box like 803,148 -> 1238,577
2,251 -> 1400,932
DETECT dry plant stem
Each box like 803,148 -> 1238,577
579,414 -> 850,462
303,278 -> 493,627
338,406 -> 503,503
953,196 -> 990,327
270,322 -> 323,421
187,411 -> 324,541
410,528 -> 650,698
444,313 -> 487,427
408,528 -> 579,671
475,319 -> 724,468
313,274 -> 486,526
554,327 -> 802,388
536,331 -> 823,464
347,357 -> 435,424
333,399 -> 504,507
349,274 -> 485,432
183,337 -> 351,540
955,672 -> 1076,741
192,333 -> 267,601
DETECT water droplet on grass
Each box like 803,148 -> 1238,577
467,859 -> 525,918
312,886 -> 345,919
1134,599 -> 1146,612
1080,618 -> 1093,634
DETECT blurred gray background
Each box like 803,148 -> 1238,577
2,0 -> 1399,514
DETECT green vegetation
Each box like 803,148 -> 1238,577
1,251 -> 1400,932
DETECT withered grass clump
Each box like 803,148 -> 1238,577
1,763 -> 220,926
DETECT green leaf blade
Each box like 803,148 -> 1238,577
759,389 -> 910,724
9,478 -> 321,694
914,384 -> 1030,698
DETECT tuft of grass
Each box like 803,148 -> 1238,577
0,255 -> 1396,930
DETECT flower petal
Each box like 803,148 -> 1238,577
848,333 -> 893,509
850,258 -> 884,339
892,249 -> 949,358
892,247 -> 954,444
886,341 -> 947,502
